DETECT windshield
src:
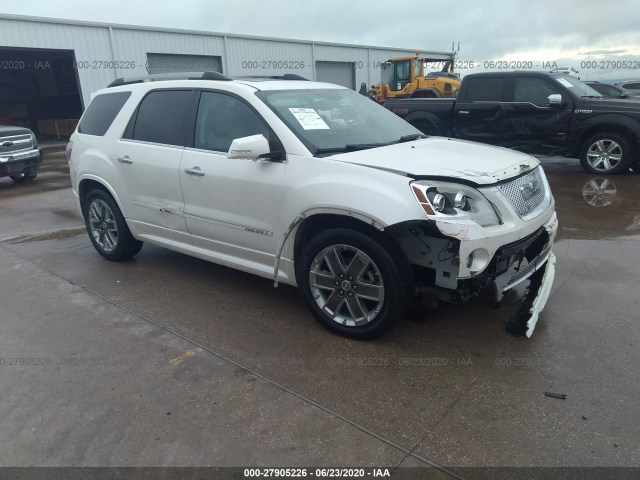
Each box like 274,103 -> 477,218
256,88 -> 422,155
553,75 -> 603,98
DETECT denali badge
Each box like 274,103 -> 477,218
520,180 -> 540,201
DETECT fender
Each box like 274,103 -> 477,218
571,113 -> 640,154
74,144 -> 128,214
272,207 -> 387,286
78,173 -> 126,215
275,158 -> 426,285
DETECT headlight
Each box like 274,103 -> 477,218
29,131 -> 38,148
411,180 -> 501,227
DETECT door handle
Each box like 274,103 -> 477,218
458,110 -> 470,115
184,166 -> 205,176
118,155 -> 133,164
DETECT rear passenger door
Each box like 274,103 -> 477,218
117,89 -> 195,242
180,90 -> 286,270
453,76 -> 510,146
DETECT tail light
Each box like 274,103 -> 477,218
65,141 -> 73,162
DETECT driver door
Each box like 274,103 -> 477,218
180,91 -> 286,268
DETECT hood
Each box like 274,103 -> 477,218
328,137 -> 539,185
0,125 -> 33,137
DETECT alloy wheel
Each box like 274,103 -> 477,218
586,139 -> 623,172
309,244 -> 385,327
87,198 -> 119,253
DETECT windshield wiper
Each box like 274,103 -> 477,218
314,135 -> 427,156
397,133 -> 427,143
314,143 -> 390,155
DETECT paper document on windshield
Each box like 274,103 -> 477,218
289,108 -> 330,130
555,78 -> 573,88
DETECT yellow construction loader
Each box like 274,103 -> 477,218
371,55 -> 461,103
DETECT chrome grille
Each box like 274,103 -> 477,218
498,167 -> 548,219
0,134 -> 33,154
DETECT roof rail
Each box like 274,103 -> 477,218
235,74 -> 310,81
107,71 -> 231,87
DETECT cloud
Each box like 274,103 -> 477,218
2,0 -> 639,78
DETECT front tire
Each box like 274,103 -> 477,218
579,133 -> 632,174
296,228 -> 409,339
10,171 -> 37,183
83,189 -> 143,261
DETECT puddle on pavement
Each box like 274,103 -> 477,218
545,170 -> 640,241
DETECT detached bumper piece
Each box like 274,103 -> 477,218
505,251 -> 556,338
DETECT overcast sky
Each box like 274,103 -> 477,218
2,0 -> 640,81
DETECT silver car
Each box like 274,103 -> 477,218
615,80 -> 640,95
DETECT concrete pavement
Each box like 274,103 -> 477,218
0,150 -> 639,477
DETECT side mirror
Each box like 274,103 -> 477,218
227,134 -> 270,161
620,93 -> 628,98
547,94 -> 563,107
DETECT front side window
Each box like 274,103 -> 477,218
513,78 -> 562,106
128,90 -> 193,146
194,92 -> 271,153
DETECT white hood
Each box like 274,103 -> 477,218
328,137 -> 540,185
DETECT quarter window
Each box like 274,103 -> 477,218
128,90 -> 193,146
194,92 -> 270,152
78,92 -> 131,136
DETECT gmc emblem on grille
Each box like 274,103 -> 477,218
2,141 -> 14,147
520,180 -> 540,201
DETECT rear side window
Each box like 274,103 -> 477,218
463,77 -> 505,102
78,92 -> 131,136
127,90 -> 193,146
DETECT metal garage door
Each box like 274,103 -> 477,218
315,61 -> 355,89
146,53 -> 222,74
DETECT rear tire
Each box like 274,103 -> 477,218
579,133 -> 632,174
296,228 -> 409,339
83,189 -> 143,261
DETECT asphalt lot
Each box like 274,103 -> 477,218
1,148 -> 639,477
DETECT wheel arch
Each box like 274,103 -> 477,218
573,118 -> 640,157
404,111 -> 443,135
78,176 -> 125,218
291,212 -> 413,291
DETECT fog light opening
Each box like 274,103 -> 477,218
467,248 -> 490,275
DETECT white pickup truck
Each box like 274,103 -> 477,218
0,125 -> 41,183
68,72 -> 557,339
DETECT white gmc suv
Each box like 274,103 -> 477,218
68,72 -> 558,339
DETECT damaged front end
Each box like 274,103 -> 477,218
388,210 -> 558,338
388,164 -> 559,337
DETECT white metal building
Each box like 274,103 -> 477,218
0,14 -> 454,135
